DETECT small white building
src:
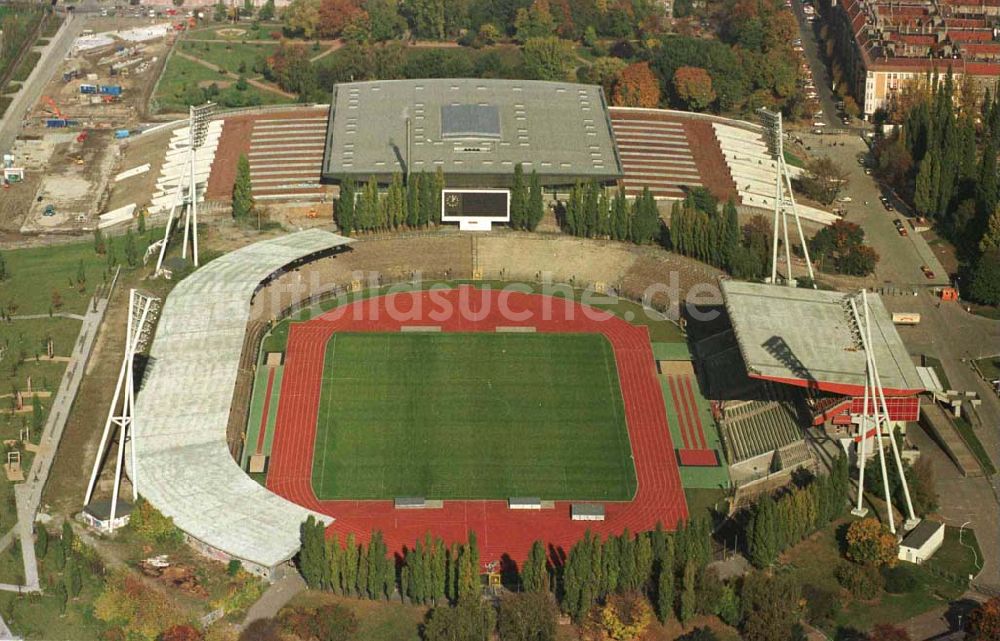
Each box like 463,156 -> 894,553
898,520 -> 945,564
571,503 -> 605,521
508,497 -> 541,510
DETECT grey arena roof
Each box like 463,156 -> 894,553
133,230 -> 352,570
720,281 -> 924,394
322,79 -> 624,186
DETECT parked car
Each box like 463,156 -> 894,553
921,265 -> 935,279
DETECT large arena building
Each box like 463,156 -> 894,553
321,79 -> 624,188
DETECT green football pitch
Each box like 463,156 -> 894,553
310,332 -> 637,500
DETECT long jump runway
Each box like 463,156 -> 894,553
266,287 -> 687,562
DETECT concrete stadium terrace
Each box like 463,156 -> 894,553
265,286 -> 689,563
257,273 -> 728,326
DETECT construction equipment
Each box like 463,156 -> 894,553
44,96 -> 64,119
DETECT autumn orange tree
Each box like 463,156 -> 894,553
317,0 -> 367,38
611,62 -> 661,108
845,518 -> 898,568
968,596 -> 1000,641
672,66 -> 716,112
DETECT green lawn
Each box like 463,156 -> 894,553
953,416 -> 997,476
0,241 -> 108,315
153,52 -> 290,113
784,520 -> 981,636
974,355 -> 1000,383
310,332 -> 636,500
175,39 -> 278,75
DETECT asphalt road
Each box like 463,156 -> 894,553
0,13 -> 84,153
790,0 -> 839,126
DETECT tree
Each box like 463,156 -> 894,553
159,625 -> 203,641
124,229 -> 139,268
678,560 -> 696,626
677,628 -> 720,641
747,494 -> 778,568
233,154 -> 254,220
968,596 -> 1000,641
980,207 -> 1000,254
424,599 -> 496,641
740,572 -> 801,641
968,249 -> 1000,306
527,171 -> 544,231
259,0 -> 276,19
673,67 -> 716,112
94,227 -> 106,255
514,0 -> 556,42
54,580 -> 68,615
31,394 -> 43,431
655,560 -> 674,623
498,592 -> 557,641
612,62 -> 661,108
581,592 -> 652,641
845,518 -> 898,568
799,157 -> 849,205
282,0 -> 322,38
0,252 -> 8,281
522,541 -> 549,593
318,0 -> 367,38
65,555 -> 83,597
510,164 -> 527,229
298,516 -> 327,589
35,527 -> 49,559
337,178 -> 356,234
522,37 -> 576,81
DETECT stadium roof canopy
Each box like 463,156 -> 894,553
133,230 -> 352,573
720,281 -> 924,396
322,79 -> 624,187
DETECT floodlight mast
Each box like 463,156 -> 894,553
84,289 -> 161,527
155,103 -> 215,275
847,290 -> 919,534
757,108 -> 816,287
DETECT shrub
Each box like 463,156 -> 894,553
881,564 -> 919,594
128,497 -> 183,545
802,584 -> 840,625
836,561 -> 884,600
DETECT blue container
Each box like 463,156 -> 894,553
79,84 -> 98,94
115,129 -> 130,139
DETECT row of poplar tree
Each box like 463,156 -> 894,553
298,514 -> 721,628
558,183 -> 661,245
334,164 -> 547,235
743,453 -> 851,568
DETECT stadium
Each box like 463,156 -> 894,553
115,79 -> 925,579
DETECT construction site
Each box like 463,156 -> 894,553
2,17 -> 174,235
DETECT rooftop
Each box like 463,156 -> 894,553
133,230 -> 352,571
901,519 -> 944,549
840,0 -> 1000,75
322,79 -> 623,185
720,281 -> 924,396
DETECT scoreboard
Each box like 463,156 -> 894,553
441,189 -> 511,231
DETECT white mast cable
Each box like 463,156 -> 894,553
862,290 -> 918,526
860,292 -> 896,533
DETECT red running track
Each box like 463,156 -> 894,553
266,287 -> 688,564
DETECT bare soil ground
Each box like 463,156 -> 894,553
104,124 -> 179,214
478,234 -> 639,285
22,130 -> 120,233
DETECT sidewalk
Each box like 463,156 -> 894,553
0,272 -> 118,593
